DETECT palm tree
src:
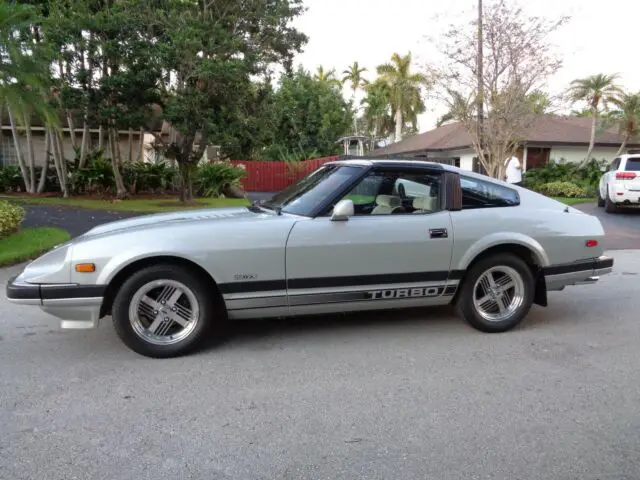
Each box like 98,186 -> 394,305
376,52 -> 428,143
526,89 -> 552,115
342,61 -> 368,134
314,66 -> 342,89
609,92 -> 640,155
0,2 -> 55,193
568,74 -> 623,160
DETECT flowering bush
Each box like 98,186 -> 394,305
0,201 -> 25,237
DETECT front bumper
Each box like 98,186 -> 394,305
6,276 -> 106,329
544,255 -> 614,291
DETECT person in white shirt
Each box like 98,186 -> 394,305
504,155 -> 522,185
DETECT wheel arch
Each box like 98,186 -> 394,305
99,255 -> 224,318
453,241 -> 548,307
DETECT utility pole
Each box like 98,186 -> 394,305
476,0 -> 484,170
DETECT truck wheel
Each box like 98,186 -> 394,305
597,191 -> 605,207
455,253 -> 534,333
111,264 -> 217,358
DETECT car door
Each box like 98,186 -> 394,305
284,166 -> 456,316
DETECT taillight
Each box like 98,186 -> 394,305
616,171 -> 637,180
586,239 -> 598,248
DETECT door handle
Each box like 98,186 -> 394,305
429,228 -> 448,239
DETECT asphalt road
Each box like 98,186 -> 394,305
2,250 -> 640,480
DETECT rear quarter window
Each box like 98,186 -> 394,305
460,176 -> 520,209
624,158 -> 640,171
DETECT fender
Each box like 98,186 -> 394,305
455,231 -> 550,271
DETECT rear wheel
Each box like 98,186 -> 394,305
597,190 -> 605,207
455,253 -> 534,333
112,264 -> 218,358
604,187 -> 618,213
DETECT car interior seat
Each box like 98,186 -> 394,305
412,196 -> 437,213
371,194 -> 403,214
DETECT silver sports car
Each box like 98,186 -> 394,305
6,159 -> 614,358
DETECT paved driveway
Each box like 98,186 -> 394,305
2,250 -> 640,480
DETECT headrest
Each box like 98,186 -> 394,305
412,196 -> 437,211
376,195 -> 402,208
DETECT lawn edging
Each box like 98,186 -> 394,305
551,196 -> 596,206
0,227 -> 71,267
0,195 -> 249,213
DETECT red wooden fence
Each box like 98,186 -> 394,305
230,156 -> 339,192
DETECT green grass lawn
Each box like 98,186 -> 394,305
551,197 -> 596,206
0,195 -> 249,213
0,227 -> 71,267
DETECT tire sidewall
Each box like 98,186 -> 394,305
456,253 -> 535,333
112,265 -> 215,358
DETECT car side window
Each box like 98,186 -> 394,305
332,169 -> 442,216
460,176 -> 520,209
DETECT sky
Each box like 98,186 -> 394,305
291,0 -> 640,133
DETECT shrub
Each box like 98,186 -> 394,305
122,162 -> 177,194
536,181 -> 590,198
195,162 -> 245,197
0,165 -> 24,192
523,158 -> 607,192
0,200 -> 25,237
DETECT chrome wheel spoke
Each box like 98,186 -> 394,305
129,279 -> 201,346
473,266 -> 525,323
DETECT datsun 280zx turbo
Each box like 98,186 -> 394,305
6,159 -> 614,358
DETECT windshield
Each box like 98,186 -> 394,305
261,164 -> 363,216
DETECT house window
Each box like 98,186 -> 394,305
0,132 -> 18,167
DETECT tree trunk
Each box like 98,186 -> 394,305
79,114 -> 90,168
99,125 -> 105,149
22,113 -> 36,194
66,111 -> 77,152
7,106 -> 31,193
50,128 -> 69,197
37,131 -> 51,194
128,128 -> 134,162
394,109 -> 403,143
616,134 -> 628,156
586,114 -> 597,161
137,128 -> 144,162
178,162 -> 194,203
109,127 -> 127,198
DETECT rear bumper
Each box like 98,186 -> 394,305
610,186 -> 640,204
544,256 -> 614,291
6,276 -> 106,329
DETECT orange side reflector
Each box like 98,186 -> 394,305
75,263 -> 96,273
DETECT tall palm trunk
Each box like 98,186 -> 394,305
22,112 -> 36,193
37,130 -> 51,194
128,128 -> 134,162
78,107 -> 90,168
616,134 -> 628,156
394,108 -> 403,143
586,113 -> 597,161
7,106 -> 32,193
49,127 -> 69,197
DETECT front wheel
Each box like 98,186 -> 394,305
597,190 -> 605,207
604,187 -> 618,213
454,253 -> 534,333
111,264 -> 217,358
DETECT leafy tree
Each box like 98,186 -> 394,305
261,67 -> 353,160
153,0 -> 307,202
0,1 -> 55,193
568,73 -> 623,160
361,79 -> 394,141
376,52 -> 428,143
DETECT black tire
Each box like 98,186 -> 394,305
111,264 -> 218,358
454,253 -> 535,333
597,191 -> 605,207
604,187 -> 618,213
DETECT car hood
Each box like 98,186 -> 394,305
79,206 -> 278,239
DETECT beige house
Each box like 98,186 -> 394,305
371,115 -> 640,173
0,109 -> 220,168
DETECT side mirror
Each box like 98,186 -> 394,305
331,199 -> 354,221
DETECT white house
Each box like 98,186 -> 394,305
370,115 -> 639,172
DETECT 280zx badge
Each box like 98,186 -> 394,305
366,286 -> 443,300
